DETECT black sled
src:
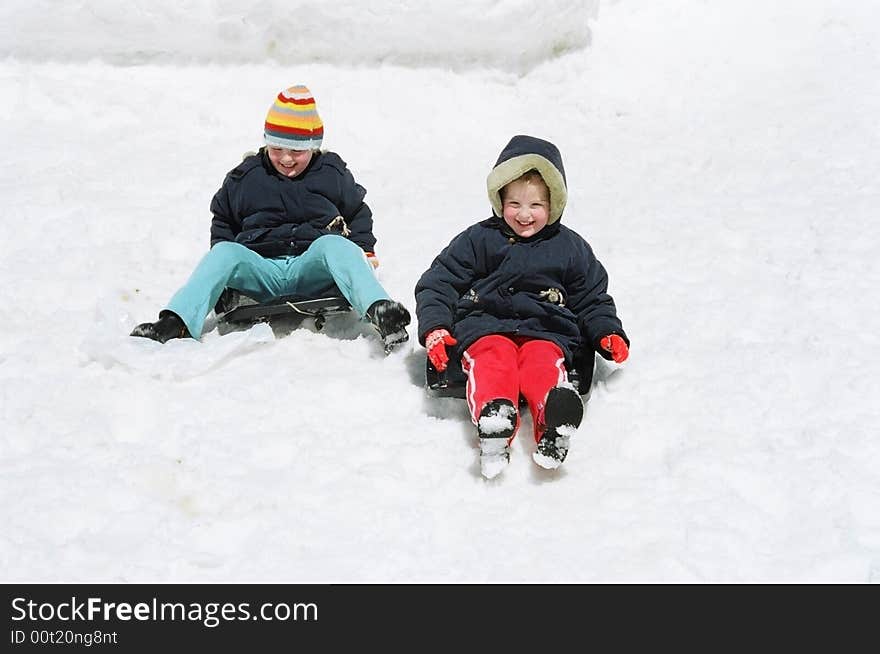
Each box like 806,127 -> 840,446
214,288 -> 353,335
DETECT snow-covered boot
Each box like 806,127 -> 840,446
366,299 -> 411,352
533,384 -> 583,469
477,398 -> 517,479
130,310 -> 189,343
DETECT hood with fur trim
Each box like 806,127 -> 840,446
486,135 -> 567,224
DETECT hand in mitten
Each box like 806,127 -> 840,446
366,252 -> 379,269
600,334 -> 629,363
425,328 -> 457,371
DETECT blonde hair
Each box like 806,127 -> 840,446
500,170 -> 550,202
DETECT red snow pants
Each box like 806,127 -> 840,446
461,334 -> 568,443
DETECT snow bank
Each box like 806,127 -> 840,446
0,0 -> 597,72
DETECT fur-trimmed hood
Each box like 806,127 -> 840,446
486,135 -> 567,224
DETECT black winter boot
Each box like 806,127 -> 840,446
477,398 -> 517,479
366,300 -> 411,352
533,385 -> 584,469
130,310 -> 189,343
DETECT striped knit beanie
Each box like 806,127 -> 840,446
264,85 -> 324,150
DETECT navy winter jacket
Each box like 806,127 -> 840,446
209,148 -> 376,258
415,135 -> 628,365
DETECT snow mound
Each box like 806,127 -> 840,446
0,0 -> 597,72
79,293 -> 276,380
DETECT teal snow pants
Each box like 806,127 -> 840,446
165,235 -> 389,338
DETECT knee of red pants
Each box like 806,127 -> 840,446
517,339 -> 568,442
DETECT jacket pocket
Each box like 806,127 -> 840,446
235,227 -> 271,244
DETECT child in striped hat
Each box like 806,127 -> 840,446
132,84 -> 410,351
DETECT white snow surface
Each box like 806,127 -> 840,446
0,0 -> 596,73
2,0 -> 879,582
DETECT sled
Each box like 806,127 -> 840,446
214,288 -> 353,333
426,344 -> 595,399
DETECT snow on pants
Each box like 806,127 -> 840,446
165,235 -> 389,339
461,334 -> 568,443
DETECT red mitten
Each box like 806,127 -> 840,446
600,334 -> 629,363
425,328 -> 458,371
365,252 -> 379,269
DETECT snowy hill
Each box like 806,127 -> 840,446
1,0 -> 879,582
0,0 -> 596,72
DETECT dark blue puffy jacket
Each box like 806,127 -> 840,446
415,135 -> 628,365
209,148 -> 376,257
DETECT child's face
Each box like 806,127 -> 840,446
267,147 -> 313,177
501,177 -> 550,238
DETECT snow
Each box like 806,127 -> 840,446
0,0 -> 597,73
532,451 -> 562,471
1,0 -> 879,582
477,406 -> 517,436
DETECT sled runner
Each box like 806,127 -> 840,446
426,345 -> 595,399
214,288 -> 353,333
214,289 -> 409,353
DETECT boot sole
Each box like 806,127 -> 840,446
534,386 -> 584,468
477,400 -> 517,479
544,386 -> 584,431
